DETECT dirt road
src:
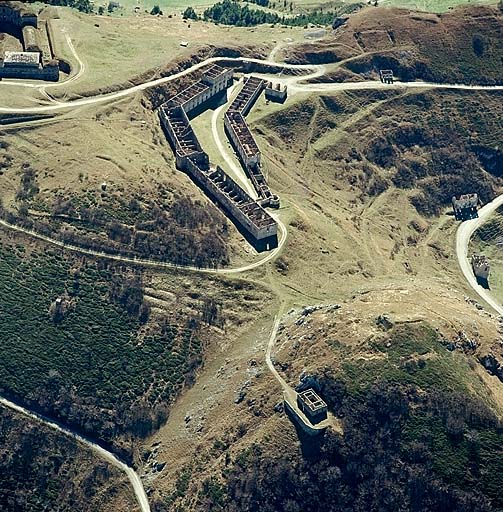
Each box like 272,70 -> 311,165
0,396 -> 151,512
456,195 -> 503,316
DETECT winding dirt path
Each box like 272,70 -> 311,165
0,396 -> 151,512
0,215 -> 287,275
2,54 -> 501,115
2,48 -> 502,508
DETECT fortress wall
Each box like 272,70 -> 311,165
37,20 -> 54,65
45,18 -> 58,61
158,66 -> 278,245
0,3 -> 59,81
185,159 -> 277,241
224,76 -> 279,207
284,397 -> 326,437
228,76 -> 266,116
0,63 -> 58,80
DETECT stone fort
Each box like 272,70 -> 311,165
159,64 -> 284,250
0,1 -> 60,81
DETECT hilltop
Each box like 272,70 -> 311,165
285,5 -> 503,85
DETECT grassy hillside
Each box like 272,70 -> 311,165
470,209 -> 503,303
0,407 -> 139,512
0,232 -> 269,457
285,6 -> 503,85
258,89 -> 503,216
0,95 -> 234,268
156,308 -> 503,511
0,240 -> 203,454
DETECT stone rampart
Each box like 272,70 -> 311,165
225,76 -> 279,208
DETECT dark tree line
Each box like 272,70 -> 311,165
203,0 -> 338,27
24,0 -> 94,13
216,381 -> 503,512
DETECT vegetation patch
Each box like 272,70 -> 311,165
202,0 -> 361,26
258,89 -> 503,216
286,5 -> 503,85
0,240 -> 204,454
207,323 -> 503,512
0,407 -> 138,512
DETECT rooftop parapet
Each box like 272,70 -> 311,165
159,104 -> 203,159
202,64 -> 233,85
228,76 -> 266,116
297,389 -> 328,425
168,81 -> 210,108
225,111 -> 260,159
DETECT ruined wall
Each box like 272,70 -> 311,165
158,66 -> 278,245
225,76 -> 279,208
0,3 -> 59,81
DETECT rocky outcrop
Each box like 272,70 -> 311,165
479,352 -> 503,382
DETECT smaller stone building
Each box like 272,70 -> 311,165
265,82 -> 287,103
0,1 -> 59,81
379,69 -> 394,84
296,389 -> 328,425
471,254 -> 490,282
452,194 -> 479,221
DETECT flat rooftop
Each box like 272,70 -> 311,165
298,389 -> 327,413
3,51 -> 39,66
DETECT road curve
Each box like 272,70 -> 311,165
2,54 -> 502,114
0,31 -> 85,92
0,396 -> 151,512
456,194 -> 503,316
0,57 -> 321,113
0,213 -> 287,275
265,310 -> 337,432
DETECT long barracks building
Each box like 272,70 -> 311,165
0,1 -> 59,81
159,65 -> 278,246
224,76 -> 280,208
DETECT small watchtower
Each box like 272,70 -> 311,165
297,389 -> 328,425
452,194 -> 479,221
265,82 -> 287,103
379,69 -> 394,84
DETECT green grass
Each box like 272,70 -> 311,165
327,322 -> 503,506
97,0 -> 216,13
331,323 -> 487,400
99,0 -> 497,13
400,406 -> 503,507
0,241 -> 202,442
379,0 -> 497,12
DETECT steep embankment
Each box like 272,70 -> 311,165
244,86 -> 503,300
159,297 -> 503,511
0,233 -> 270,459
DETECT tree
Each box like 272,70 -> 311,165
98,5 -> 104,14
183,6 -> 198,20
150,5 -> 163,15
472,33 -> 486,57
